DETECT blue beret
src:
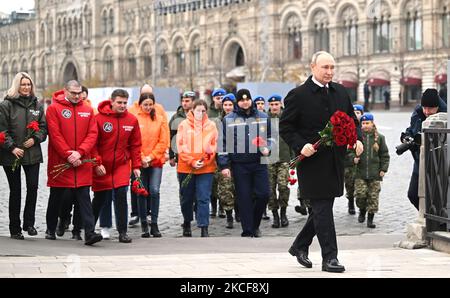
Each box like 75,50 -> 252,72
360,113 -> 374,122
212,88 -> 226,97
353,105 -> 364,112
222,93 -> 236,103
268,94 -> 282,102
254,95 -> 265,103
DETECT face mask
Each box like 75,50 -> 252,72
194,110 -> 204,121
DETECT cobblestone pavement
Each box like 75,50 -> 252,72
0,111 -> 418,240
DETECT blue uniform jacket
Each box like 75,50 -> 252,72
218,105 -> 273,170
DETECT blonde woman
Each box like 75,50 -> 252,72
0,72 -> 47,240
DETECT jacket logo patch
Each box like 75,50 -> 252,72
78,112 -> 91,118
122,125 -> 134,132
29,109 -> 40,116
103,122 -> 113,133
62,109 -> 72,119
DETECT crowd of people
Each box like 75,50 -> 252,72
0,50 -> 446,273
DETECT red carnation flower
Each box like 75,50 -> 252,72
252,137 -> 267,147
26,121 -> 40,132
0,132 -> 5,146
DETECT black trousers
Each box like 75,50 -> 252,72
58,190 -> 82,232
3,164 -> 40,234
46,187 -> 95,236
232,163 -> 270,235
291,198 -> 338,262
92,187 -> 128,234
407,172 -> 419,211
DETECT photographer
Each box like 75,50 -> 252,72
399,89 -> 446,210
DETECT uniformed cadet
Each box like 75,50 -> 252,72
353,113 -> 390,228
208,88 -> 227,219
216,93 -> 237,228
267,94 -> 291,228
218,89 -> 272,237
344,104 -> 364,215
254,95 -> 266,113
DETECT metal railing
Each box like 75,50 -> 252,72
423,128 -> 450,241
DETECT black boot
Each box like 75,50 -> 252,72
218,205 -> 226,218
280,207 -> 289,227
201,226 -> 209,237
348,198 -> 356,215
56,218 -> 66,237
358,209 -> 366,223
295,199 -> 308,215
183,222 -> 192,237
226,210 -> 234,229
367,213 -> 376,228
210,201 -> 217,218
272,210 -> 280,228
150,223 -> 162,238
262,209 -> 270,220
119,233 -> 132,243
235,209 -> 241,223
141,221 -> 150,238
71,231 -> 82,240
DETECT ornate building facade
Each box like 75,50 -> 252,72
0,0 -> 449,104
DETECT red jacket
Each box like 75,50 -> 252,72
92,101 -> 142,192
46,90 -> 98,188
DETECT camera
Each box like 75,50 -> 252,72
396,135 -> 416,156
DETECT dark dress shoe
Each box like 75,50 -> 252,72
11,232 -> 25,240
322,259 -> 345,273
288,247 -> 312,268
253,229 -> 262,238
201,227 -> 209,237
119,233 -> 132,243
150,223 -> 162,238
26,227 -> 38,236
182,222 -> 192,237
45,231 -> 56,240
241,231 -> 253,237
56,219 -> 66,237
72,231 -> 83,240
85,233 -> 103,246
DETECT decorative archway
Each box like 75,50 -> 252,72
63,62 -> 78,83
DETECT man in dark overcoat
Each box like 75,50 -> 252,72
280,51 -> 363,273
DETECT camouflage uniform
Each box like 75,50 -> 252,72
354,130 -> 390,214
268,162 -> 290,210
217,172 -> 235,211
344,149 -> 357,201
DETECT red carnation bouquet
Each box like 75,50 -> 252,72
51,158 -> 100,180
132,177 -> 149,197
289,110 -> 357,169
12,121 -> 41,172
252,136 -> 268,148
0,131 -> 5,146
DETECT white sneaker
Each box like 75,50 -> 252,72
101,228 -> 111,240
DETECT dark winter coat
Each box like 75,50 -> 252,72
279,76 -> 361,199
0,95 -> 47,166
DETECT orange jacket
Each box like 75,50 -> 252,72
176,111 -> 218,174
133,106 -> 169,166
129,101 -> 169,149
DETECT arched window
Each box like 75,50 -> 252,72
342,6 -> 358,56
109,9 -> 115,34
174,39 -> 186,74
442,6 -> 450,47
102,10 -> 108,35
104,47 -> 114,81
285,14 -> 302,60
40,23 -> 46,45
30,58 -> 36,82
21,59 -> 28,75
191,37 -> 201,73
158,41 -> 169,76
312,10 -> 329,52
1,63 -> 9,90
126,45 -> 137,80
405,1 -> 422,51
373,14 -> 390,53
142,43 -> 152,78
